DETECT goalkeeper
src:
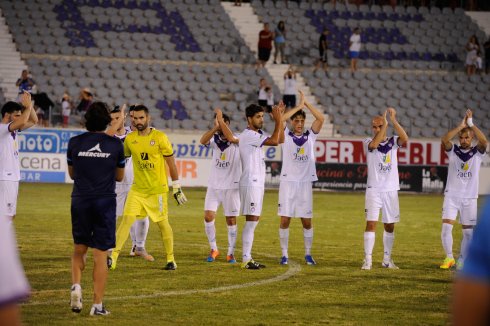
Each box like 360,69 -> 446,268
110,105 -> 187,271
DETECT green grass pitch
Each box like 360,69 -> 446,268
15,183 -> 467,325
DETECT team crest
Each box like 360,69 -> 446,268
150,140 -> 155,146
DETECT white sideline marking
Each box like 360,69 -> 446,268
24,254 -> 302,306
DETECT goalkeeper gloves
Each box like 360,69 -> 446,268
172,180 -> 187,206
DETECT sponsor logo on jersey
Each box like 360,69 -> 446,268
77,143 -> 111,158
293,146 -> 309,162
140,152 -> 149,160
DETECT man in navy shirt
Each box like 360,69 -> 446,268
67,102 -> 125,316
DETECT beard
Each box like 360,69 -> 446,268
136,122 -> 148,131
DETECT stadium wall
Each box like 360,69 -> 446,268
17,128 -> 490,195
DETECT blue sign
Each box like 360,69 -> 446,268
18,129 -> 83,154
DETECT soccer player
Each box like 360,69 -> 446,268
67,102 -> 125,315
0,92 -> 36,326
362,108 -> 408,270
110,105 -> 153,261
439,109 -> 488,270
109,105 -> 187,271
200,112 -> 241,263
218,103 -> 283,269
277,91 -> 325,265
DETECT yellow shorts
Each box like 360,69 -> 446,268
123,189 -> 168,223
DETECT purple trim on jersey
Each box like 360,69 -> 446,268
377,137 -> 395,154
454,145 -> 478,162
214,134 -> 231,152
288,130 -> 310,147
0,291 -> 30,308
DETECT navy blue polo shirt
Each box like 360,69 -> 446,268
67,132 -> 125,197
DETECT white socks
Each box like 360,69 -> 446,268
279,228 -> 289,257
364,231 -> 375,262
135,217 -> 149,248
304,228 -> 313,256
460,228 -> 473,261
242,221 -> 258,262
204,220 -> 217,251
441,223 -> 454,259
383,231 -> 395,261
227,225 -> 237,256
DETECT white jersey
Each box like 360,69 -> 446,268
0,123 -> 20,181
280,128 -> 318,182
115,127 -> 134,185
238,128 -> 269,187
364,136 -> 400,192
444,144 -> 486,199
349,34 -> 361,51
283,78 -> 297,95
207,133 -> 241,189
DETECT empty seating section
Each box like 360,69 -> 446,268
250,1 -> 487,70
1,0 -> 253,63
25,57 -> 279,132
301,69 -> 490,138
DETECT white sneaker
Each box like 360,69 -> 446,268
361,260 -> 372,270
382,259 -> 399,269
70,285 -> 82,313
129,245 -> 136,257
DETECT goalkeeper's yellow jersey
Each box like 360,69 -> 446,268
124,128 -> 173,194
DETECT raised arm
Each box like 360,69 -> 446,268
368,110 -> 388,151
388,107 -> 408,147
466,109 -> 489,152
304,99 -> 325,134
9,91 -> 35,132
442,114 -> 467,151
200,118 -> 219,145
215,108 -> 238,144
263,105 -> 283,146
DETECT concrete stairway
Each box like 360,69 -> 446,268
0,8 -> 27,101
221,2 -> 336,137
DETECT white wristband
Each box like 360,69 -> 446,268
467,118 -> 474,128
172,180 -> 180,188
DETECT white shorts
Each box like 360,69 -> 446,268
442,196 -> 478,226
115,183 -> 131,218
0,180 -> 19,217
0,216 -> 30,307
204,188 -> 240,217
365,189 -> 400,223
278,181 -> 313,218
240,186 -> 264,216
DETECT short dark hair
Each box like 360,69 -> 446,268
1,101 -> 23,118
245,104 -> 264,118
84,101 -> 111,132
291,110 -> 306,120
213,113 -> 231,124
132,104 -> 149,115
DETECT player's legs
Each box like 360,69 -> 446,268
441,196 -> 459,269
223,189 -> 239,262
458,199 -> 478,269
133,217 -> 152,261
71,244 -> 88,286
240,186 -> 264,268
380,191 -> 400,268
279,216 -> 291,264
111,215 -> 136,266
204,188 -> 220,260
0,304 -> 21,326
301,218 -> 315,265
0,180 -> 19,219
363,190 -> 382,269
156,217 -> 174,264
92,248 -> 108,305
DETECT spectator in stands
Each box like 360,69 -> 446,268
62,93 -> 72,128
76,88 -> 94,115
32,92 -> 54,127
257,23 -> 274,69
273,21 -> 287,64
465,35 -> 480,76
35,104 -> 45,128
315,28 -> 329,72
475,50 -> 483,74
234,0 -> 242,6
349,28 -> 362,73
283,67 -> 297,108
483,37 -> 490,74
258,78 -> 268,109
15,70 -> 35,99
265,87 -> 274,113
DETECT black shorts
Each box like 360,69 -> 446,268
258,47 -> 271,62
258,99 -> 268,108
283,94 -> 296,108
320,50 -> 328,63
71,196 -> 116,251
